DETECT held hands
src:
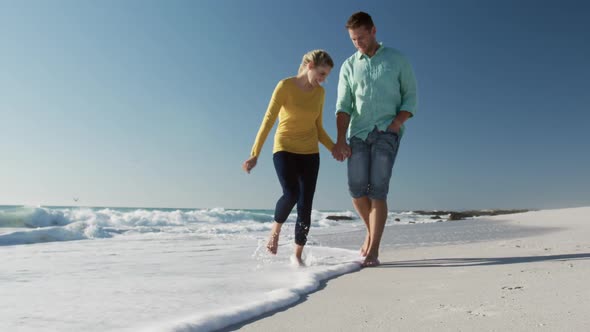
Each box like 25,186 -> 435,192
242,156 -> 258,174
332,140 -> 351,162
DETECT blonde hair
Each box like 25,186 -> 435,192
298,49 -> 334,74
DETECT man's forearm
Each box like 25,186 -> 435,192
336,112 -> 350,143
393,110 -> 412,126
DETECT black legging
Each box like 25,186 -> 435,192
272,151 -> 320,246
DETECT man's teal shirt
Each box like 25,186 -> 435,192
336,44 -> 418,140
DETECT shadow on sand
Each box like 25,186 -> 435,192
379,252 -> 590,268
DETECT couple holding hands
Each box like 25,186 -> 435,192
242,12 -> 418,267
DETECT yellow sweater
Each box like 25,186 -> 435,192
250,77 -> 335,157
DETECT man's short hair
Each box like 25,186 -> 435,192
346,11 -> 374,30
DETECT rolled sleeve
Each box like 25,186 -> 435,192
399,57 -> 418,116
336,61 -> 353,115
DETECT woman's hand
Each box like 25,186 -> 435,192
242,156 -> 258,173
332,140 -> 351,162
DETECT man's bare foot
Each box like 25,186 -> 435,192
360,234 -> 370,257
291,255 -> 306,267
361,255 -> 380,267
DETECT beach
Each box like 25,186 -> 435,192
1,206 -> 589,331
230,207 -> 590,331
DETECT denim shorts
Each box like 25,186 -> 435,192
347,127 -> 401,200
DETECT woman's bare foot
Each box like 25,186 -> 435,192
360,233 -> 370,257
266,232 -> 279,254
361,255 -> 380,267
292,244 -> 305,266
266,222 -> 282,254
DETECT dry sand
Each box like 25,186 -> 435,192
228,207 -> 590,331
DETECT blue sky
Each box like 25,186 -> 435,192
1,0 -> 589,210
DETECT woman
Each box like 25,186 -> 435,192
242,50 -> 336,266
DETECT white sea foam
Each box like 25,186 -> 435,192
0,206 -> 443,246
0,222 -> 360,332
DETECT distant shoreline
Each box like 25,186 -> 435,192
326,209 -> 531,221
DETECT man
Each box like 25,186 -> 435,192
333,11 -> 417,267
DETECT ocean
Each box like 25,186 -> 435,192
0,205 -> 472,331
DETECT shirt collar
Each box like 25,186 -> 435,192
356,42 -> 384,60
